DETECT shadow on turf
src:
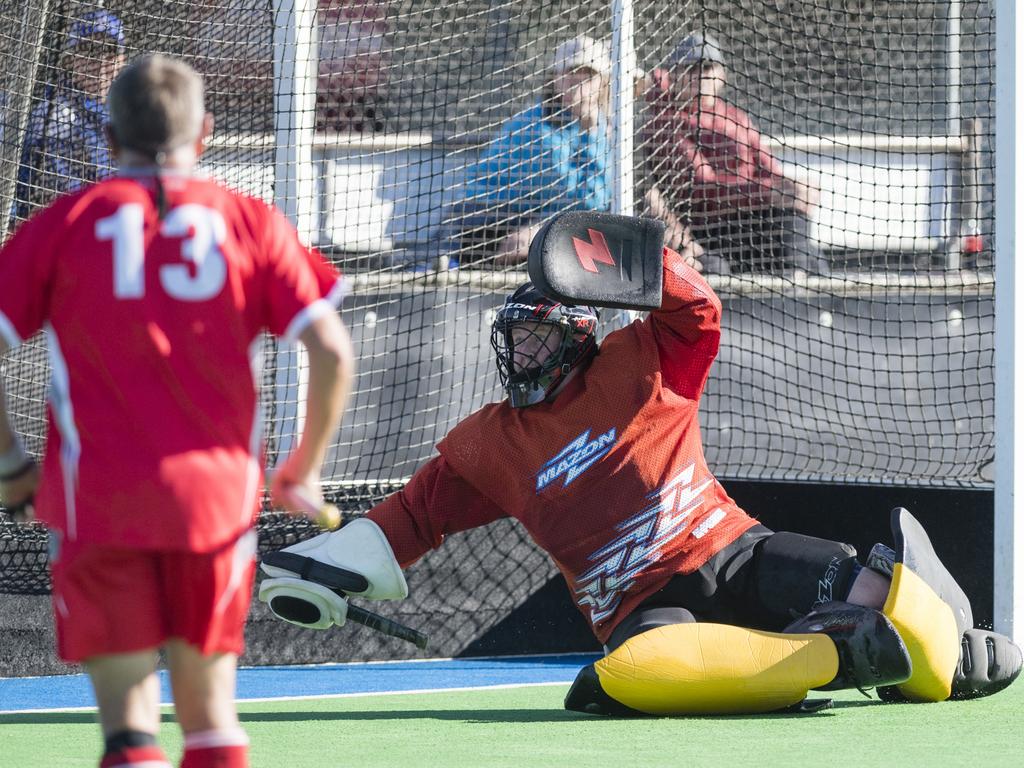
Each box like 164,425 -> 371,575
0,712 -> 180,725
234,699 -> 878,724
0,700 -> 881,726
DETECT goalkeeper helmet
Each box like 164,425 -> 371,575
491,283 -> 599,408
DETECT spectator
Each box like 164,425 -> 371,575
428,36 -> 703,271
645,32 -> 829,276
438,36 -> 613,267
13,9 -> 127,220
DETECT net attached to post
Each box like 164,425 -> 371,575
0,2 -> 995,664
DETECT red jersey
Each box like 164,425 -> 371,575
645,68 -> 784,221
0,172 -> 343,552
368,248 -> 757,643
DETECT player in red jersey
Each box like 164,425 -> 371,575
0,55 -> 353,768
258,213 -> 1020,714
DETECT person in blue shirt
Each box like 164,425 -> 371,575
426,36 -> 701,270
13,9 -> 127,221
441,36 -> 612,266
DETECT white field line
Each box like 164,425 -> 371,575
0,680 -> 572,715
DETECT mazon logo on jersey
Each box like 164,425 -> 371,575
535,427 -> 617,492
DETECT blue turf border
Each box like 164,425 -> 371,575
0,654 -> 600,713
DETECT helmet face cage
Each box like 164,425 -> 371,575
491,285 -> 598,408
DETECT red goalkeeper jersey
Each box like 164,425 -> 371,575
0,172 -> 343,551
368,247 -> 757,642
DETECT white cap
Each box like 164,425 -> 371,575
551,36 -> 611,77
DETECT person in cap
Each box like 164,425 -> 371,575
13,9 -> 128,220
426,36 -> 704,271
0,54 -> 355,767
427,35 -> 614,267
644,32 -> 829,276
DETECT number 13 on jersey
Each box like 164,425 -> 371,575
96,203 -> 228,301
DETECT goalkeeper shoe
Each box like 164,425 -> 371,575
784,602 -> 911,692
878,628 -> 1023,702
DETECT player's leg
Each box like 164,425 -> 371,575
566,606 -> 841,716
49,537 -> 173,767
565,527 -> 911,716
160,530 -> 256,768
165,641 -> 248,768
85,651 -> 170,768
742,510 -> 1021,701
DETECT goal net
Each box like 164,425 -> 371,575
0,0 -> 995,657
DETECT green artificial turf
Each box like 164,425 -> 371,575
3,683 -> 1023,767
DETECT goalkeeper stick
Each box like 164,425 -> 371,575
346,603 -> 429,649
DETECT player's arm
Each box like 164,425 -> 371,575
0,207 -> 57,520
0,342 -> 40,521
647,246 -> 722,400
366,454 -> 509,567
258,202 -> 354,523
270,311 -> 354,517
526,211 -> 720,399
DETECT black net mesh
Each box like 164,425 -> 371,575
0,0 -> 996,667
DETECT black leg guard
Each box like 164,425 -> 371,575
785,602 -> 912,692
754,532 -> 860,619
953,629 -> 1023,699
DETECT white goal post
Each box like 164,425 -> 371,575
270,0 -> 319,461
994,0 -> 1023,643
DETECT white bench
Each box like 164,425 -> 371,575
769,134 -> 972,259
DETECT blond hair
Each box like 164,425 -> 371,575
107,54 -> 204,159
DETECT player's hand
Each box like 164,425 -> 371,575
270,467 -> 341,531
677,226 -> 705,272
662,215 -> 687,252
0,460 -> 40,523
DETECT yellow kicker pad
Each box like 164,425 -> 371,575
593,622 -> 839,715
882,563 -> 961,702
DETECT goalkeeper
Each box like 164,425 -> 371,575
0,56 -> 353,767
260,212 -> 1020,715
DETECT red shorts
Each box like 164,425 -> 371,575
50,529 -> 257,663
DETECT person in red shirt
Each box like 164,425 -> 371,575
258,227 -> 1020,713
0,55 -> 354,768
644,32 -> 829,276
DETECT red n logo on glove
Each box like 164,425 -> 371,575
572,229 -> 616,274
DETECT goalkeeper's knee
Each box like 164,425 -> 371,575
260,518 -> 408,600
259,577 -> 349,630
